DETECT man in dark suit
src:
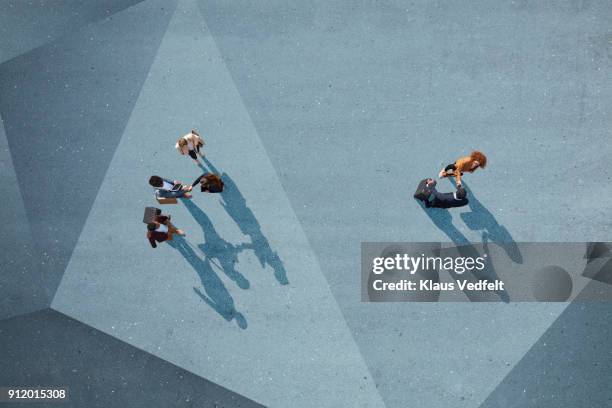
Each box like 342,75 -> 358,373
424,179 -> 468,209
146,213 -> 185,248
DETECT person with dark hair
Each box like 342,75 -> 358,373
149,175 -> 192,199
191,173 -> 224,193
146,213 -> 185,248
175,129 -> 205,166
439,150 -> 487,186
423,179 -> 468,208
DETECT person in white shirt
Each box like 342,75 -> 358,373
149,175 -> 192,199
175,129 -> 205,166
146,213 -> 185,248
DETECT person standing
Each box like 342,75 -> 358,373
438,151 -> 487,186
176,129 -> 205,166
146,213 -> 185,248
191,172 -> 224,193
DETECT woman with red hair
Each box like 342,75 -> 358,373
439,151 -> 487,186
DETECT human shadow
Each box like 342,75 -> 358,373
456,180 -> 523,264
182,199 -> 250,290
417,200 -> 509,302
203,157 -> 289,285
167,235 -> 247,329
417,200 -> 470,246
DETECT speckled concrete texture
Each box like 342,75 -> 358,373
2,0 -> 612,407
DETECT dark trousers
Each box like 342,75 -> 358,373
187,144 -> 201,160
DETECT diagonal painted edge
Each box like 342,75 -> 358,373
0,307 -> 266,407
195,3 -> 388,406
0,0 -> 179,304
195,2 -> 391,406
0,111 -> 47,319
479,279 -> 612,408
52,1 -> 387,406
0,0 -> 148,65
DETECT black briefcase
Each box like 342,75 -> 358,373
143,207 -> 161,224
413,179 -> 434,201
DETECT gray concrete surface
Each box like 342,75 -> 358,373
1,0 -> 611,407
52,1 -> 384,406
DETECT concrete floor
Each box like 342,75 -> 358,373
1,0 -> 612,407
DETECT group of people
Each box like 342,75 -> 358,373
146,130 -> 224,248
415,151 -> 487,208
147,138 -> 488,245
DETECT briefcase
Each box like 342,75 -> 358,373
143,207 -> 161,224
413,179 -> 434,201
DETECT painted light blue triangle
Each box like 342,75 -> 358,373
193,1 -> 612,406
51,1 -> 384,407
192,3 -> 579,408
0,0 -> 177,302
0,113 -> 47,319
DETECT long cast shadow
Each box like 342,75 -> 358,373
457,181 -> 523,264
417,200 -> 509,302
167,235 -> 247,329
417,200 -> 470,246
182,199 -> 250,290
204,157 -> 289,285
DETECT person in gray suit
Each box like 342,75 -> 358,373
424,179 -> 468,209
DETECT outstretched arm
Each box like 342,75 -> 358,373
454,171 -> 463,186
429,186 -> 445,201
192,174 -> 205,187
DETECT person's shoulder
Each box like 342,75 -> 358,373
455,155 -> 472,167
